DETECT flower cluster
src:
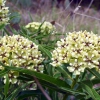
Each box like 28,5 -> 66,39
51,31 -> 100,75
25,22 -> 56,35
0,0 -> 9,25
0,35 -> 44,84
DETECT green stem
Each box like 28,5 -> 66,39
63,76 -> 79,100
58,66 -> 73,81
58,66 -> 74,100
71,75 -> 79,89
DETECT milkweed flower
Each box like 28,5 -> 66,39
25,22 -> 56,35
0,0 -> 9,25
0,35 -> 44,84
51,31 -> 100,75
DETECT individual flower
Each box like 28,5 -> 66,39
0,35 -> 44,84
51,31 -> 100,75
0,0 -> 9,25
0,0 -> 6,6
25,21 -> 56,35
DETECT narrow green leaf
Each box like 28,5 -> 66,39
57,66 -> 73,81
80,69 -> 87,81
53,72 -> 61,78
80,78 -> 100,87
81,83 -> 97,100
8,25 -> 18,35
4,74 -> 9,98
0,69 -> 9,77
39,45 -> 52,58
80,80 -> 93,88
60,87 -> 85,95
87,68 -> 100,79
0,24 -> 5,30
92,89 -> 100,100
4,28 -> 10,35
0,63 -> 85,95
5,81 -> 33,100
92,78 -> 100,85
17,90 -> 46,100
34,34 -> 49,39
1,63 -> 69,88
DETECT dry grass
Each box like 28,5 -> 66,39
8,1 -> 100,35
21,7 -> 100,34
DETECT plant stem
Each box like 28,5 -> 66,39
58,66 -> 73,81
63,76 -> 79,100
71,75 -> 79,89
33,76 -> 52,100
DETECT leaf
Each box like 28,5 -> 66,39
59,87 -> 85,95
8,25 -> 18,35
80,78 -> 100,87
4,74 -> 9,98
4,28 -> 10,35
17,90 -> 46,100
1,64 -> 69,88
0,24 -> 5,30
92,89 -> 100,100
0,82 -> 4,90
80,80 -> 93,88
87,68 -> 100,79
39,45 -> 52,58
0,63 -> 85,95
53,72 -> 61,78
5,81 -> 33,100
80,69 -> 87,81
0,69 -> 9,77
34,34 -> 49,40
81,83 -> 100,100
91,78 -> 100,85
18,74 -> 70,94
81,83 -> 95,99
57,66 -> 73,81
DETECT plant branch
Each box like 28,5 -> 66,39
33,76 -> 52,100
71,75 -> 79,89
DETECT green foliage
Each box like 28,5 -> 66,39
1,22 -> 100,100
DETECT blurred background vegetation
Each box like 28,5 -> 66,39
6,0 -> 100,34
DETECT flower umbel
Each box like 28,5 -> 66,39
0,0 -> 9,25
0,35 -> 44,84
51,31 -> 100,75
25,21 -> 56,35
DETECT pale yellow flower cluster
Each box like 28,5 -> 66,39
0,35 -> 44,84
51,31 -> 100,75
0,0 -> 9,25
25,22 -> 56,35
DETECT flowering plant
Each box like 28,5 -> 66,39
0,0 -> 9,25
0,30 -> 99,100
51,31 -> 100,75
25,21 -> 56,35
0,35 -> 44,84
0,0 -> 100,100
